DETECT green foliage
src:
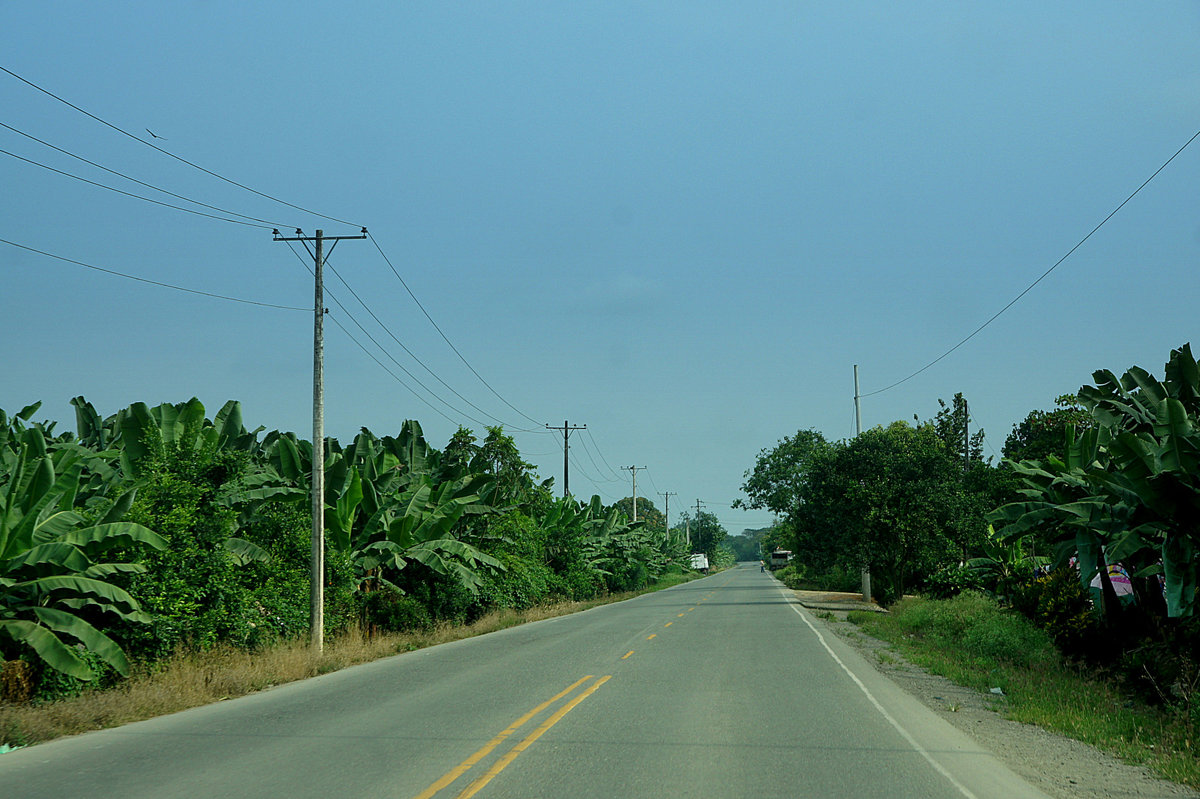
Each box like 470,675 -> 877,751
891,592 -> 1059,670
1003,395 -> 1092,464
0,422 -> 164,681
991,344 -> 1200,618
922,564 -> 980,599
477,552 -> 553,610
774,563 -> 805,590
360,588 -> 433,633
120,445 -> 251,660
1008,568 -> 1099,657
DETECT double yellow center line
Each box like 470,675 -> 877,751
414,674 -> 611,799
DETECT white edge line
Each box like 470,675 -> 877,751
778,584 -> 981,799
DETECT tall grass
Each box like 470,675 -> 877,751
849,592 -> 1198,789
1,574 -> 699,749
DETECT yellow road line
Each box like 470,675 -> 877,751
664,621 -> 673,627
688,607 -> 696,611
456,676 -> 613,799
621,650 -> 634,660
646,634 -> 657,640
413,675 -> 594,799
676,613 -> 685,617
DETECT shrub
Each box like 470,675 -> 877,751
1009,567 -> 1099,657
923,564 -> 980,599
361,589 -> 433,633
478,554 -> 553,611
893,592 -> 1059,669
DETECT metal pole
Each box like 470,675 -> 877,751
563,420 -> 570,497
311,230 -> 325,651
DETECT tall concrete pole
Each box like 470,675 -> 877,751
854,364 -> 871,604
311,230 -> 325,651
273,226 -> 367,652
623,465 -> 646,521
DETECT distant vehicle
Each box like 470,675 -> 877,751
689,553 -> 710,573
768,549 -> 793,571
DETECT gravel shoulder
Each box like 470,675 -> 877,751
792,589 -> 1199,799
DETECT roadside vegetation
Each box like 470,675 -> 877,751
1,397 -> 721,746
742,344 -> 1199,786
848,595 -> 1198,789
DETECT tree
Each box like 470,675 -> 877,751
1003,395 -> 1092,464
736,429 -> 829,530
673,510 -> 727,557
801,423 -> 960,603
612,497 -> 665,534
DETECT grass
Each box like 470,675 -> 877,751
0,572 -> 699,749
847,592 -> 1199,789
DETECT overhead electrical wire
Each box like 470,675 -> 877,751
0,64 -> 360,228
0,121 -> 292,229
863,126 -> 1200,398
281,239 -> 489,427
1,237 -> 307,311
315,248 -> 543,433
575,433 -> 621,482
0,147 -> 274,229
367,231 -> 546,427
584,428 -> 623,478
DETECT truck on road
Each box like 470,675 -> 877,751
768,549 -> 793,571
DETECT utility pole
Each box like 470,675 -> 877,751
854,364 -> 871,604
963,397 -> 970,474
658,491 -> 676,539
546,421 -> 585,497
623,465 -> 646,521
274,227 -> 366,652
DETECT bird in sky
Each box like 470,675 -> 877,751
145,128 -> 165,140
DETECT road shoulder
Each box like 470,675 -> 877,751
790,589 -> 1199,799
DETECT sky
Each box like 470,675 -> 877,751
3,3 -> 1198,535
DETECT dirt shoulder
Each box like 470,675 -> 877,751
791,589 -> 1200,799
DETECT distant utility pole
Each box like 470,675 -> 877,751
546,421 -> 585,497
623,465 -> 647,521
853,364 -> 871,604
274,227 -> 366,652
658,491 -> 676,538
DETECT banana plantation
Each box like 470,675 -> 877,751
0,399 -> 692,701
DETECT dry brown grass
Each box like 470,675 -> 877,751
0,576 -> 697,749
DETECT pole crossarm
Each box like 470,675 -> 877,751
547,420 -> 586,497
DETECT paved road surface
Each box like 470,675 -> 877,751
1,563 -> 1048,798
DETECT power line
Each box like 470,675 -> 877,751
584,427 -> 622,478
367,231 -> 545,426
575,430 -> 621,482
318,250 -> 541,433
280,238 -> 488,427
0,121 -> 291,229
0,64 -> 360,228
863,126 -> 1200,398
0,147 -> 274,229
2,237 -> 307,310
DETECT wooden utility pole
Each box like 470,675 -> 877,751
623,465 -> 646,521
274,227 -> 366,651
546,421 -> 585,497
658,491 -> 676,539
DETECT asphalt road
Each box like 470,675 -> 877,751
1,563 -> 1049,798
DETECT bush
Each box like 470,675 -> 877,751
775,564 -> 805,590
361,589 -> 433,633
893,592 -> 1059,669
551,563 -> 605,601
922,564 -> 980,599
608,562 -> 649,593
1008,567 -> 1099,657
478,554 -> 553,611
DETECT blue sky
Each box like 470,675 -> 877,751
3,3 -> 1198,534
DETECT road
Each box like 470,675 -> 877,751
1,563 -> 1048,798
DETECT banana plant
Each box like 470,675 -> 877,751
1,426 -> 164,679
